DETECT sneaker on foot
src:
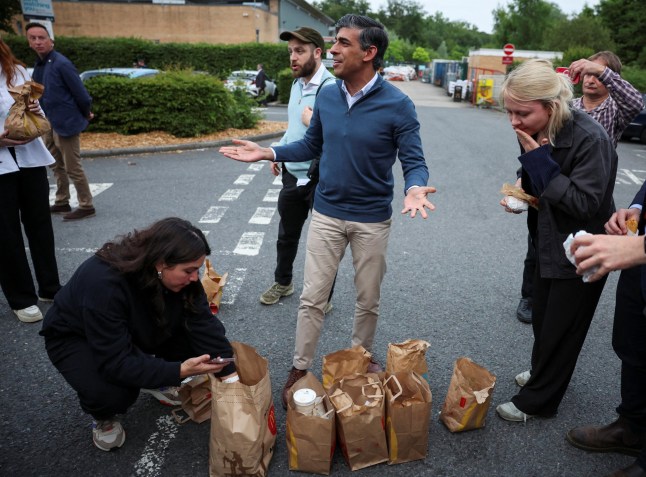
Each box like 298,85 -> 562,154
92,418 -> 126,451
515,370 -> 531,387
50,204 -> 71,214
141,386 -> 181,406
13,305 -> 43,323
63,207 -> 96,221
260,282 -> 294,305
496,401 -> 535,422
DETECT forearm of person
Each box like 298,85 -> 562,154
518,145 -> 560,196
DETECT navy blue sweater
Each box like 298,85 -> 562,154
274,75 -> 429,223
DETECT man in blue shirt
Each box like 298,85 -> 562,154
26,22 -> 96,221
220,14 -> 436,408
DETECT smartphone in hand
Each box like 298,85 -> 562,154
209,356 -> 235,364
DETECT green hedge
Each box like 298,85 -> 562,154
3,35 -> 289,80
85,71 -> 261,137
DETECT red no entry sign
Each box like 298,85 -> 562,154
503,43 -> 515,56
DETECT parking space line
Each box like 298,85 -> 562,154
199,206 -> 228,224
262,189 -> 280,202
219,189 -> 244,201
233,232 -> 264,255
234,174 -> 255,185
220,268 -> 246,306
249,207 -> 276,225
133,415 -> 179,477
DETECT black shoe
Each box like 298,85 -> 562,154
50,204 -> 72,214
566,417 -> 646,456
516,297 -> 532,323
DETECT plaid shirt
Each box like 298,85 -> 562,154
572,67 -> 644,147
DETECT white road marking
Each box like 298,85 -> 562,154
273,176 -> 282,185
199,206 -> 228,224
219,189 -> 243,201
263,189 -> 281,202
249,207 -> 276,225
233,232 -> 264,255
49,183 -> 113,207
220,267 -> 247,305
234,174 -> 255,185
133,415 -> 179,477
620,168 -> 642,185
247,163 -> 264,172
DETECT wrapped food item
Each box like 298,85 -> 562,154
626,218 -> 638,236
500,183 -> 539,210
4,81 -> 51,141
563,230 -> 599,282
504,196 -> 529,212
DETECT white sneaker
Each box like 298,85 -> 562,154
496,402 -> 535,422
92,419 -> 126,451
13,305 -> 43,323
141,386 -> 181,406
515,370 -> 531,387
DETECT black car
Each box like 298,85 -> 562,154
622,93 -> 646,144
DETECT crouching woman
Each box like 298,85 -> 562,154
40,217 -> 236,451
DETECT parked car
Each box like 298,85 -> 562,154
79,68 -> 160,82
621,93 -> 646,144
223,70 -> 277,100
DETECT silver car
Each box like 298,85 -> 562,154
223,70 -> 277,100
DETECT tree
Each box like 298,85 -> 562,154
375,0 -> 427,45
312,0 -> 372,22
542,8 -> 614,53
596,0 -> 646,67
0,0 -> 21,33
492,0 -> 566,50
412,46 -> 430,64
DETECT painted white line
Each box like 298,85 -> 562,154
49,183 -> 113,208
220,267 -> 247,305
620,168 -> 642,185
272,176 -> 282,185
263,189 -> 281,202
233,232 -> 264,256
199,206 -> 228,224
234,174 -> 255,185
617,177 -> 634,185
219,189 -> 244,201
249,207 -> 276,225
133,415 -> 179,477
201,230 -> 210,236
247,163 -> 264,172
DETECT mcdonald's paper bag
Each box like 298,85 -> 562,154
386,339 -> 430,380
201,258 -> 227,315
209,342 -> 276,477
439,357 -> 496,432
4,81 -> 51,141
384,372 -> 432,464
322,345 -> 371,390
285,372 -> 336,475
171,374 -> 212,424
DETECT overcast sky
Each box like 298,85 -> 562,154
367,0 -> 600,34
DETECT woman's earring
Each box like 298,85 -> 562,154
157,270 -> 162,280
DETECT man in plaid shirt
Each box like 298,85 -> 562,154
515,50 -> 644,326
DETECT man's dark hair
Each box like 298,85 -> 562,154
589,51 -> 622,75
25,22 -> 50,37
335,14 -> 388,71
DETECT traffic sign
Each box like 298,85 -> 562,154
502,56 -> 514,65
503,43 -> 515,56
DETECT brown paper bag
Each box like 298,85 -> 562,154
201,258 -> 227,315
285,372 -> 336,475
439,357 -> 496,432
4,81 -> 51,141
386,339 -> 430,380
322,345 -> 371,390
384,372 -> 432,464
171,374 -> 212,424
328,373 -> 388,471
209,342 -> 276,477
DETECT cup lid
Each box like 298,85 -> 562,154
293,388 -> 317,405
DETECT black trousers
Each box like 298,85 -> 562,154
275,168 -> 335,300
512,258 -> 607,416
45,332 -> 197,420
0,165 -> 60,309
521,234 -> 536,299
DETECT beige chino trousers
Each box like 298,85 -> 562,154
293,210 -> 392,370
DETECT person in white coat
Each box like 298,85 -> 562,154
0,37 -> 61,323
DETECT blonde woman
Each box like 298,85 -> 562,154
497,59 -> 618,421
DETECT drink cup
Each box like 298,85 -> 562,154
556,67 -> 580,84
293,388 -> 317,415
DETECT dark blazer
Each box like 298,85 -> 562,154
32,50 -> 92,137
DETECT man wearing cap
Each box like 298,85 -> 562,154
26,22 -> 96,221
259,27 -> 336,308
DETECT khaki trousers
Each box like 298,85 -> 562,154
293,210 -> 392,370
45,130 -> 93,209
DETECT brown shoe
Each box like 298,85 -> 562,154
566,417 -> 645,456
50,204 -> 72,214
605,462 -> 646,477
63,207 -> 96,221
281,367 -> 307,410
367,358 -> 383,373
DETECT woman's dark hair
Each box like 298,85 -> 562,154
95,217 -> 211,328
335,14 -> 389,70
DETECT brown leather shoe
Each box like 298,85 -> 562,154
63,207 -> 96,221
566,417 -> 645,456
367,358 -> 383,373
605,462 -> 646,477
50,204 -> 72,214
281,367 -> 307,410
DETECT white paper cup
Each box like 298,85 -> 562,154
293,388 -> 317,415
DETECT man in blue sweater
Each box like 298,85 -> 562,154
27,22 -> 96,221
220,14 -> 436,408
259,27 -> 336,309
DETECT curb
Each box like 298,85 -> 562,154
80,131 -> 286,159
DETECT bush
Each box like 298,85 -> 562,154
623,66 -> 646,93
277,68 -> 294,104
85,71 -> 261,137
